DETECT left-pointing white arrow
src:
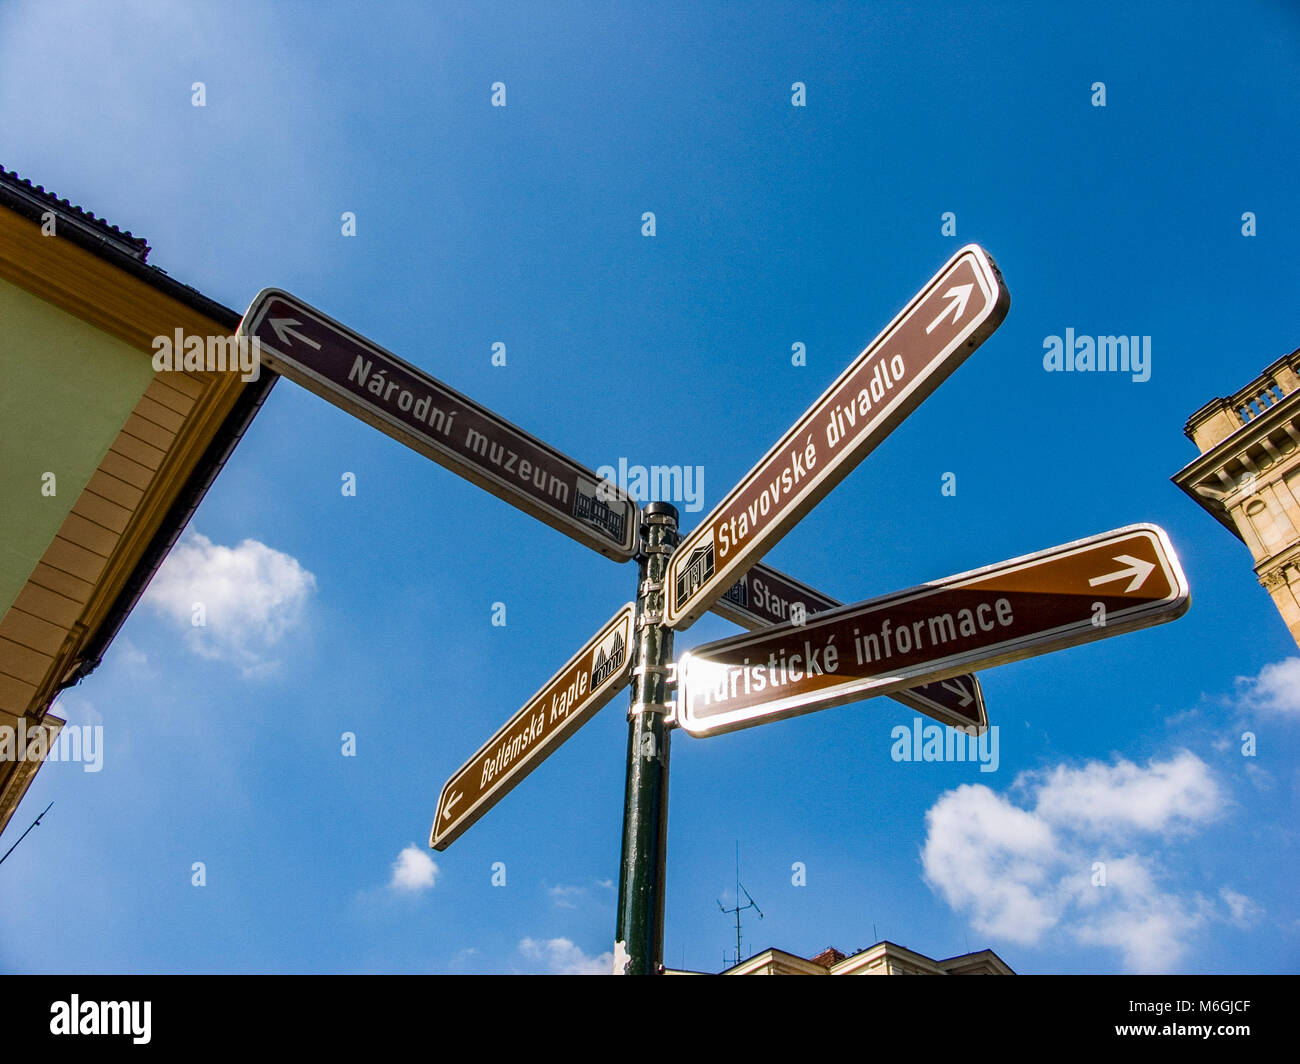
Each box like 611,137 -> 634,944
269,317 -> 322,350
1088,554 -> 1156,593
442,791 -> 463,820
924,283 -> 973,335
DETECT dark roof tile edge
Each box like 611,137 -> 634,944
0,166 -> 150,256
0,166 -> 239,328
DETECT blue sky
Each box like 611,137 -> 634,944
1,0 -> 1298,974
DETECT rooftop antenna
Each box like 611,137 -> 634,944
717,841 -> 763,968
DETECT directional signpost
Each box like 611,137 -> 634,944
665,244 -> 1010,629
713,562 -> 987,731
237,243 -> 1193,977
677,525 -> 1189,737
238,289 -> 639,561
431,604 -> 636,850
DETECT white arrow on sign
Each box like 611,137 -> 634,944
924,283 -> 973,334
1088,554 -> 1156,593
442,791 -> 463,820
940,678 -> 973,707
269,317 -> 322,350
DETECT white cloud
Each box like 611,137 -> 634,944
548,885 -> 587,910
922,784 -> 1063,944
142,532 -> 315,677
921,751 -> 1226,973
1031,750 -> 1223,835
1234,658 -> 1300,718
115,637 -> 149,668
1219,887 -> 1262,927
49,695 -> 102,726
389,845 -> 437,892
1066,855 -> 1209,971
519,937 -> 611,975
546,878 -> 617,910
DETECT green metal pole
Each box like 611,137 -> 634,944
614,501 -> 678,975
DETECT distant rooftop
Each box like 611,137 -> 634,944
808,945 -> 847,968
706,940 -> 1015,975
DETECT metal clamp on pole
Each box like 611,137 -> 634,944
632,662 -> 675,683
627,700 -> 672,717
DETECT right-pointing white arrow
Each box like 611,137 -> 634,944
940,679 -> 973,707
1088,554 -> 1156,593
924,283 -> 973,335
442,791 -> 463,820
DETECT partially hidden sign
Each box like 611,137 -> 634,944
712,561 -> 987,731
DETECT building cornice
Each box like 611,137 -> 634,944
1171,387 -> 1300,541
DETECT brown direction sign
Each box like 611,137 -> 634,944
711,561 -> 840,629
892,676 -> 987,732
677,524 -> 1189,738
711,562 -> 987,731
665,244 -> 1010,629
238,289 -> 639,561
431,603 -> 636,850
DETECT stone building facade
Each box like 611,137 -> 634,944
1173,350 -> 1300,646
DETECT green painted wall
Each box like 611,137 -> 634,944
0,278 -> 156,617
